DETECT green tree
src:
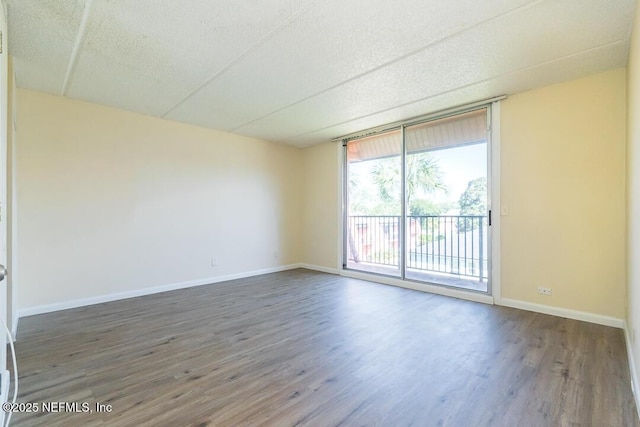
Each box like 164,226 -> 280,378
370,153 -> 446,214
458,177 -> 486,232
409,198 -> 451,216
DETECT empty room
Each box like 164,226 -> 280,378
0,0 -> 640,426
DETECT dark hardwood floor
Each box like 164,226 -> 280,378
9,269 -> 639,426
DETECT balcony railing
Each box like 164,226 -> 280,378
348,215 -> 487,281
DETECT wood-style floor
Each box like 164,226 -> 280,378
11,269 -> 639,426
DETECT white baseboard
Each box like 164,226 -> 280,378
499,298 -> 624,329
18,264 -> 301,318
624,321 -> 640,420
340,269 -> 495,305
297,263 -> 339,275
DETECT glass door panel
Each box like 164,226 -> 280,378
345,130 -> 402,277
404,109 -> 489,292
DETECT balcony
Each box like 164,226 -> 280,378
347,215 -> 488,292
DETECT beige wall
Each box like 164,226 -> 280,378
16,89 -> 302,310
501,68 -> 627,318
301,142 -> 339,270
627,0 -> 640,395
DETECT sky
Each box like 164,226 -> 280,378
429,142 -> 487,204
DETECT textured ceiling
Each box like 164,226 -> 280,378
6,0 -> 636,147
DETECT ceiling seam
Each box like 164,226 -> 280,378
60,0 -> 93,96
229,0 -> 545,133
160,0 -> 319,118
282,38 -> 627,143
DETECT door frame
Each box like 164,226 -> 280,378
489,100 -> 502,304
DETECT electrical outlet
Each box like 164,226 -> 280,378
211,257 -> 218,267
273,251 -> 278,259
537,287 -> 552,296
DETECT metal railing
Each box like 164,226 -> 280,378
348,215 -> 487,281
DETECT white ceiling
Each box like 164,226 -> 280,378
6,0 -> 636,147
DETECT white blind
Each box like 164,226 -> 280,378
347,129 -> 401,162
406,108 -> 487,153
347,108 -> 486,162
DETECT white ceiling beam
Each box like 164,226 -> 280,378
61,0 -> 93,96
160,0 -> 318,118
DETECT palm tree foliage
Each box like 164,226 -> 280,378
368,153 -> 447,214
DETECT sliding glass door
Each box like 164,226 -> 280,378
344,107 -> 490,293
